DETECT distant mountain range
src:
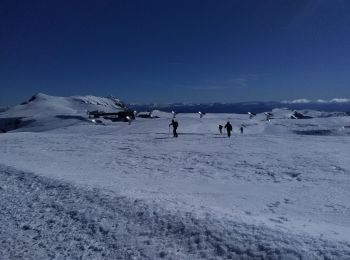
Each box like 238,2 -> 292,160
2,96 -> 350,115
0,106 -> 9,113
129,100 -> 350,114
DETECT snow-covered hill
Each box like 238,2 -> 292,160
0,95 -> 350,259
0,93 -> 127,132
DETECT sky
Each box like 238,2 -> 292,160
0,0 -> 350,105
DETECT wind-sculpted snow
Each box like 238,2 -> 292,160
1,165 -> 350,259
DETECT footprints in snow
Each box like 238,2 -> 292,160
266,199 -> 294,224
269,216 -> 288,224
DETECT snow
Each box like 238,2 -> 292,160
1,94 -> 350,259
0,93 -> 125,132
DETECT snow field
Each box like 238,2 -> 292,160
1,165 -> 349,259
1,94 -> 350,259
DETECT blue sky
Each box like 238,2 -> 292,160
0,0 -> 349,105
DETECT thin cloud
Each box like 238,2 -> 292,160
328,98 -> 350,103
282,99 -> 311,104
282,98 -> 350,104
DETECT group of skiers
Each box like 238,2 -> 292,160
169,119 -> 244,138
219,122 -> 244,137
218,121 -> 232,137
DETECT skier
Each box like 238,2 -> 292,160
218,125 -> 223,134
224,121 -> 233,137
169,119 -> 179,137
240,125 -> 244,134
126,116 -> 132,125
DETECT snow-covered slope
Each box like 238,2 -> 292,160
0,93 -> 126,132
0,97 -> 350,259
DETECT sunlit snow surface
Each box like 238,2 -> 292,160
1,96 -> 350,259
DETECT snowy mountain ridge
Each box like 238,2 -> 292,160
18,93 -> 127,113
129,99 -> 350,114
0,93 -> 128,132
71,95 -> 127,110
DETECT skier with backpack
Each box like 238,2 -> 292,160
169,119 -> 179,137
224,121 -> 233,137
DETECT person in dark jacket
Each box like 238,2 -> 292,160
169,119 -> 179,137
224,121 -> 233,137
218,124 -> 223,134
